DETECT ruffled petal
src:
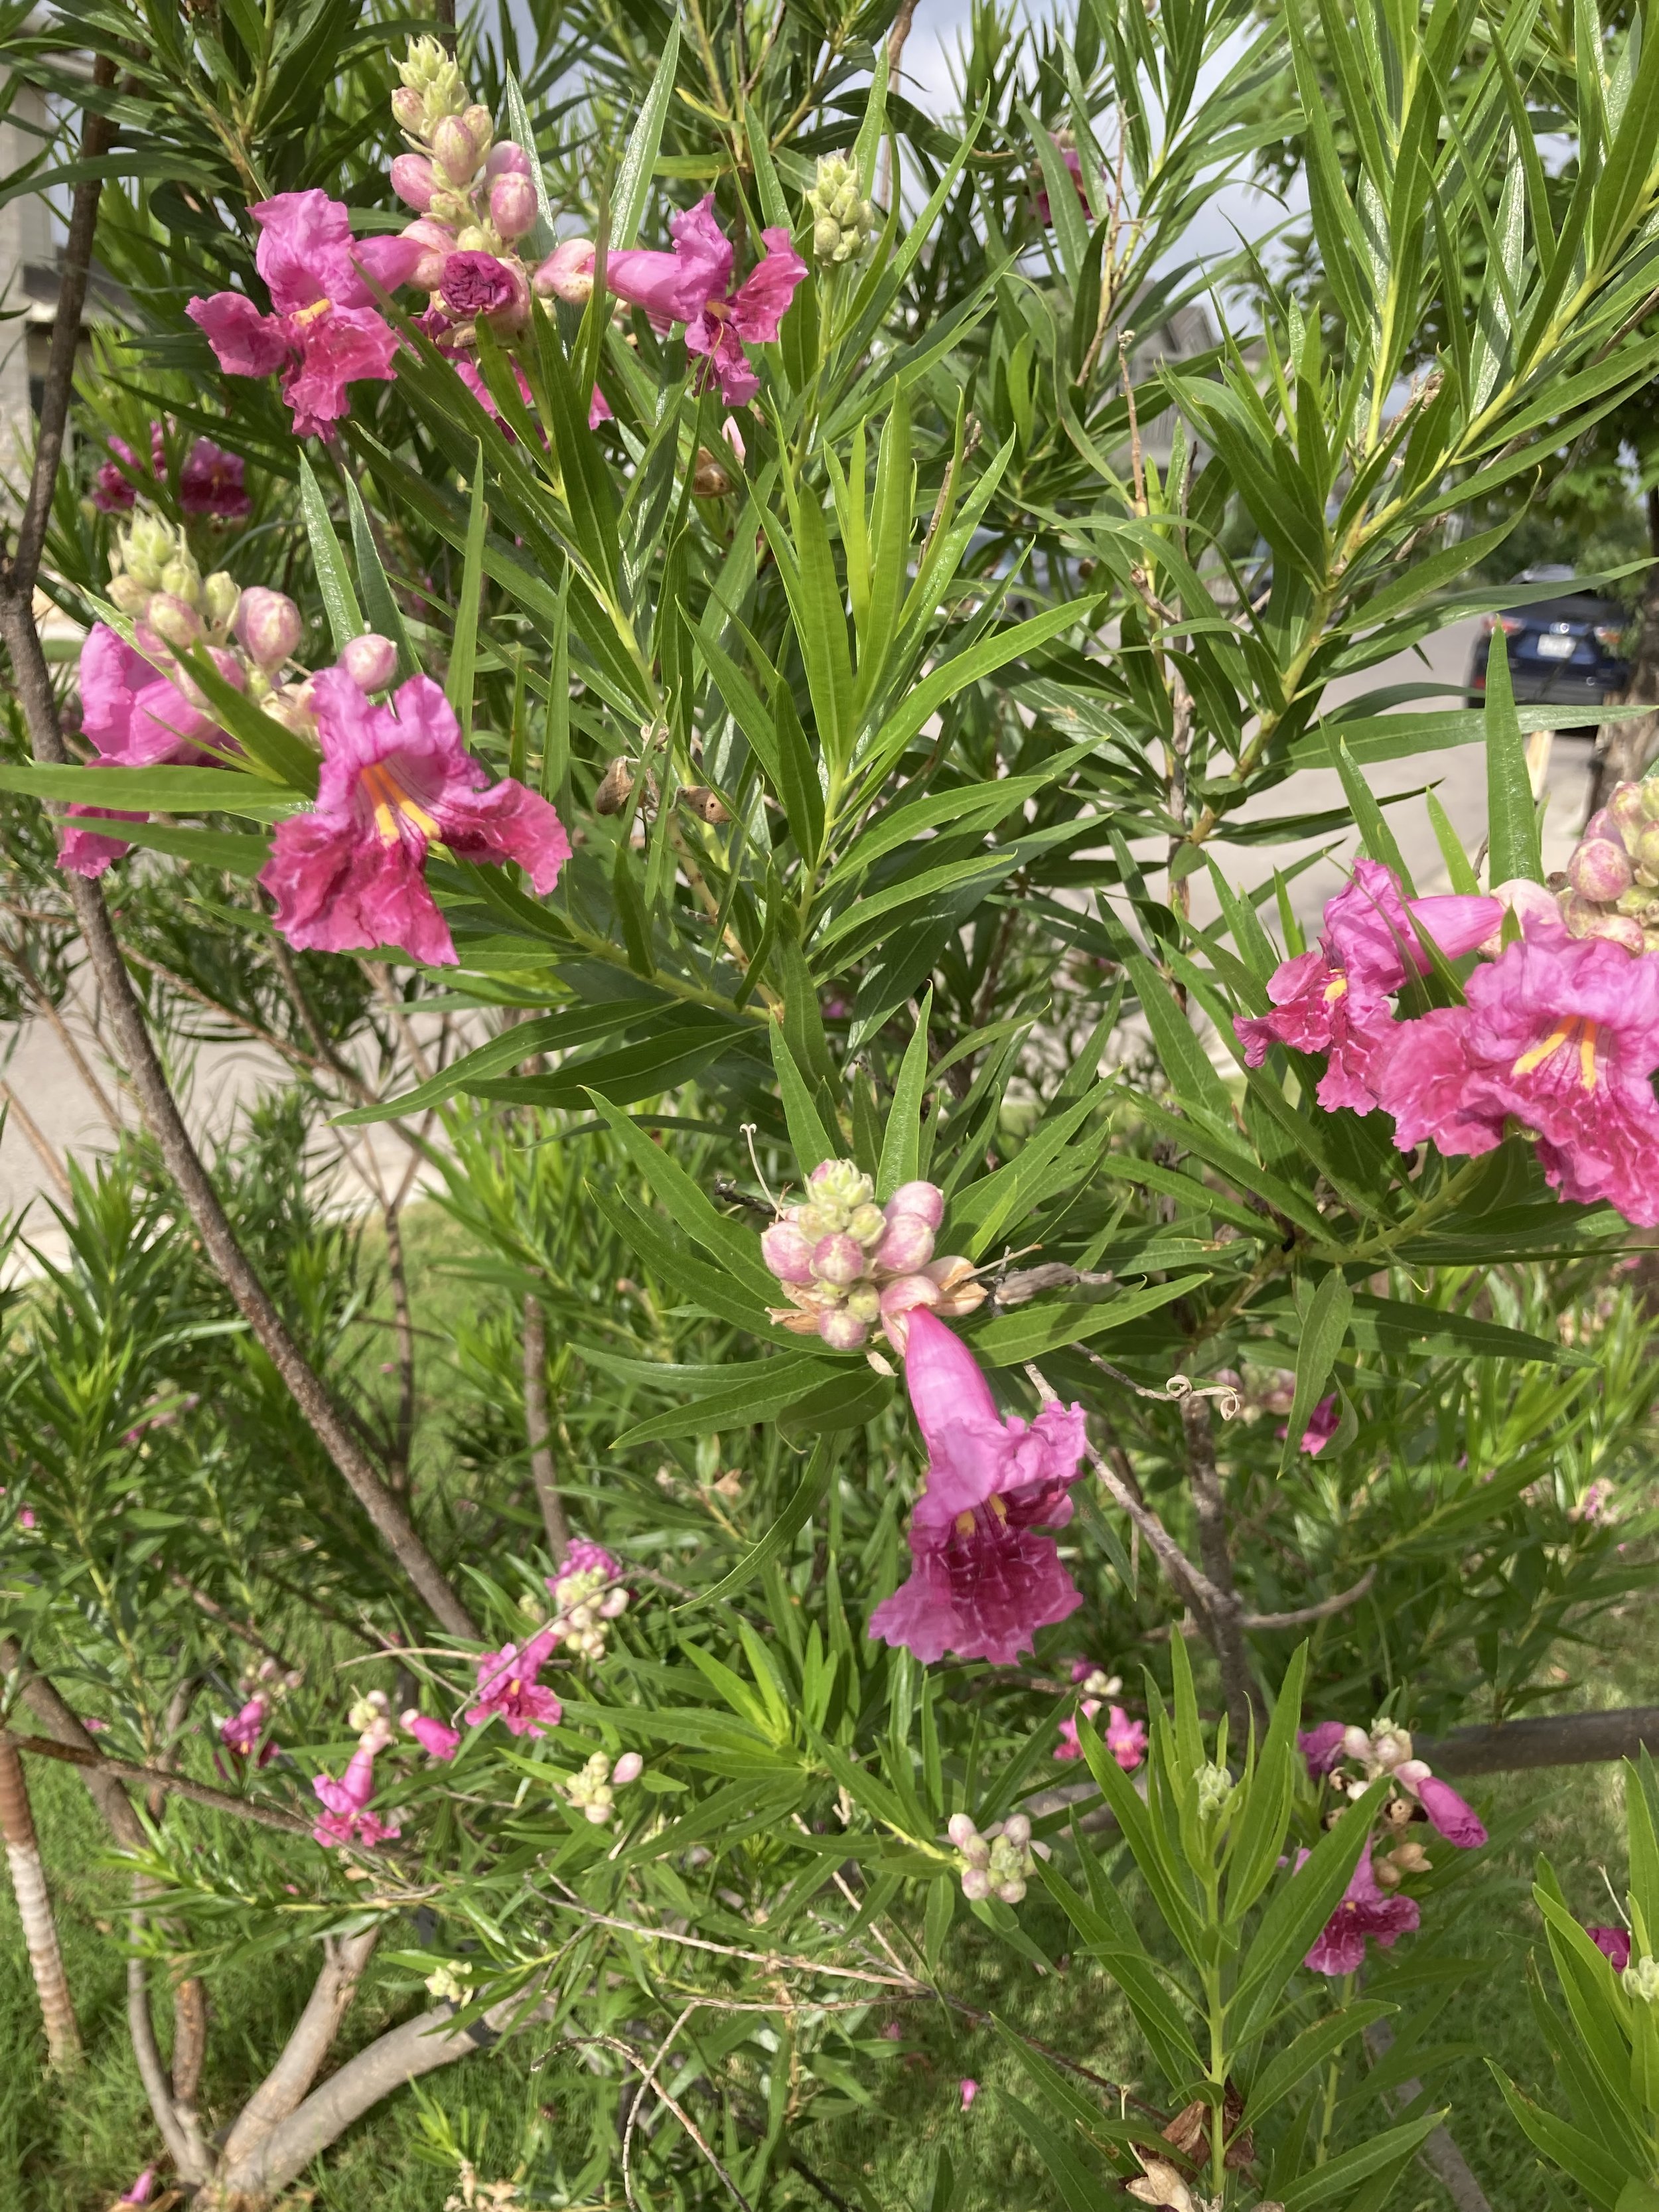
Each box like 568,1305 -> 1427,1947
187,293 -> 291,381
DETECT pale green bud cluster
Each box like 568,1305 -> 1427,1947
109,515 -> 242,652
425,1960 -> 472,2002
396,35 -> 469,129
807,155 -> 876,265
948,1810 -> 1035,1903
1193,1761 -> 1234,1821
1624,1954 -> 1659,2003
563,1748 -> 643,1824
1554,779 -> 1659,954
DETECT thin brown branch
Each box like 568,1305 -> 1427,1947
1243,1567 -> 1377,1631
3,944 -> 121,1125
0,1637 -> 145,1850
167,1573 -> 295,1671
0,1078 -> 71,1199
384,1205 -> 417,1493
3,1729 -> 311,1836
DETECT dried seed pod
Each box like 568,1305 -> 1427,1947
594,757 -> 634,814
682,784 -> 727,823
693,447 -> 733,496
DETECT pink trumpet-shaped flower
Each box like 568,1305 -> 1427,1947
1394,1762 -> 1488,1848
1235,860 -> 1500,1112
257,667 -> 569,967
1055,1702 -> 1146,1768
1035,140 -> 1092,225
402,1709 -> 461,1761
868,1309 -> 1088,1666
1302,1851 -> 1420,1976
1298,1722 -> 1348,1780
58,622 -> 234,877
552,198 -> 806,407
1376,930 -> 1659,1226
465,1629 -> 563,1737
180,435 -> 252,518
312,1736 -> 399,1848
91,426 -> 163,512
1300,1394 -> 1340,1455
188,190 -> 425,436
116,2170 -> 157,2207
959,2078 -> 979,2112
219,1697 -> 274,1765
1589,1924 -> 1632,1970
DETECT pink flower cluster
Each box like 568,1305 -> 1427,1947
540,194 -> 806,408
1297,1717 -> 1486,1976
257,662 -> 569,967
312,1695 -> 402,1849
465,1629 -> 563,1736
92,422 -> 250,520
1237,855 -> 1659,1226
869,1308 -> 1088,1666
1054,1693 -> 1147,1769
762,1159 -> 984,1351
190,190 -> 424,437
541,1540 -> 629,1660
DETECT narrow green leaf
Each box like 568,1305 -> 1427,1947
877,994 -> 932,1198
298,454 -> 363,652
1281,1271 -> 1354,1473
612,21 -> 682,250
344,472 -> 418,682
448,445 -> 488,737
1484,630 -> 1544,884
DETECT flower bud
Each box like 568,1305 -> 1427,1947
1001,1812 -> 1031,1848
536,238 -> 595,301
818,1307 -> 869,1350
391,153 -> 438,211
995,1878 -> 1027,1903
1582,808 -> 1625,849
876,1212 -> 935,1273
1370,1726 -> 1412,1770
1341,1724 -> 1372,1763
490,171 -> 538,240
845,1284 -> 882,1323
486,141 -> 532,180
887,1180 -> 944,1230
946,1812 -> 979,1850
392,86 -> 427,135
1626,1955 -> 1659,2003
1608,781 -> 1648,840
761,1220 -> 815,1284
612,1751 -> 644,1786
790,1203 -> 832,1242
235,586 -> 303,670
339,632 -> 399,692
960,1866 -> 991,1900
848,1202 -> 888,1247
145,592 -> 202,652
453,224 -> 490,255
401,218 -> 457,291
1642,779 -> 1659,823
119,513 -> 177,589
812,1232 -> 867,1286
1585,911 -> 1646,954
461,104 -> 494,156
108,573 -> 153,616
431,113 -> 482,186
1568,836 -> 1633,903
202,569 -> 241,634
159,555 -> 202,606
806,153 -> 875,263
1392,1757 -> 1431,1792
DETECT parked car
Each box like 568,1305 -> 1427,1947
1467,565 -> 1629,733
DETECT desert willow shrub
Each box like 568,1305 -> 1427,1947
0,0 -> 1658,2201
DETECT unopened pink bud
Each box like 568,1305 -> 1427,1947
401,1710 -> 461,1761
721,415 -> 746,463
1609,782 -> 1648,840
536,238 -> 595,301
612,1751 -> 643,1785
762,1220 -> 815,1283
1586,912 -> 1646,953
887,1180 -> 944,1230
391,86 -> 426,134
339,632 -> 399,691
1341,1725 -> 1372,1762
391,153 -> 438,211
1001,1812 -> 1031,1848
490,171 -> 538,240
812,1232 -> 867,1286
461,104 -> 494,154
960,1867 -> 991,1900
599,1586 -> 628,1618
875,1212 -> 935,1272
1569,836 -> 1634,903
818,1307 -> 869,1349
485,140 -> 532,181
431,113 -> 481,185
401,217 -> 457,291
235,585 -> 303,670
1583,808 -> 1625,849
947,1812 -> 978,1848
995,1877 -> 1027,1903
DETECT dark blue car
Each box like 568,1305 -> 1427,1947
1467,565 -> 1629,731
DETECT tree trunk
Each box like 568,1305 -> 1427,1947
0,1733 -> 81,2069
1586,485 -> 1659,818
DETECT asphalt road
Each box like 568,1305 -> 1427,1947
0,613 -> 1599,1232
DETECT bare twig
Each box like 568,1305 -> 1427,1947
0,1078 -> 71,1199
1242,1568 -> 1377,1632
167,1573 -> 296,1671
3,1730 -> 311,1836
577,2031 -> 755,2212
